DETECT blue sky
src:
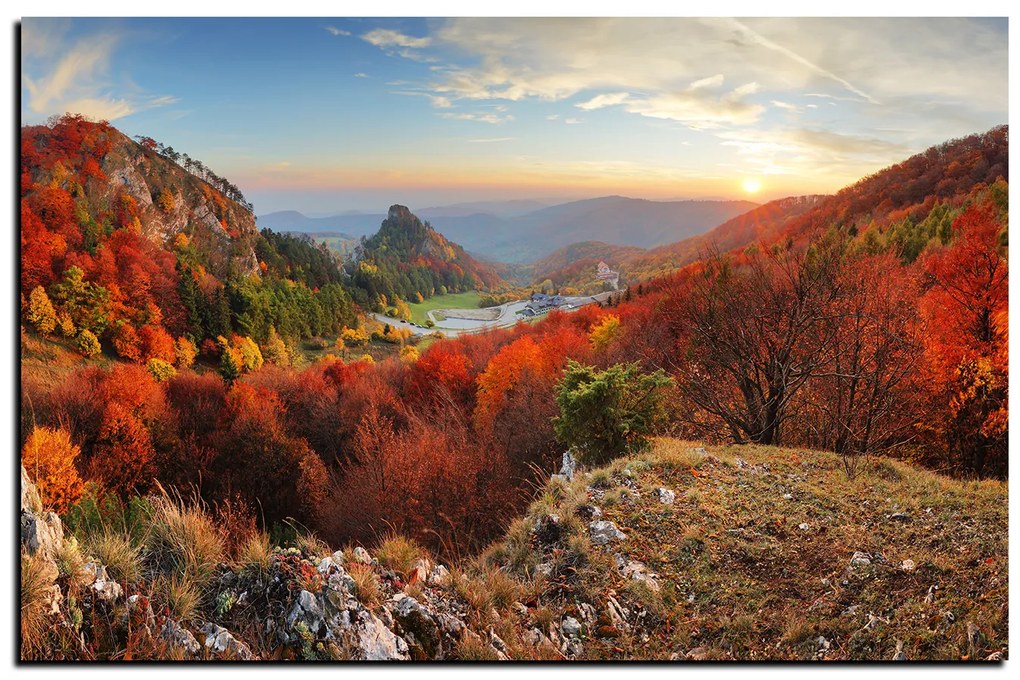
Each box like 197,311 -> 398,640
21,17 -> 1008,214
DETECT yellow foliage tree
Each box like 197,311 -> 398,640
21,427 -> 84,513
400,345 -> 420,364
156,188 -> 176,214
174,336 -> 198,367
589,314 -> 621,352
56,311 -> 76,337
26,286 -> 57,335
76,329 -> 101,357
394,298 -> 412,322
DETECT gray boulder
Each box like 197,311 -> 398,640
352,546 -> 373,565
389,594 -> 441,659
561,616 -> 582,639
200,622 -> 255,660
286,589 -> 325,636
656,487 -> 676,505
161,619 -> 201,656
589,520 -> 626,545
350,608 -> 410,660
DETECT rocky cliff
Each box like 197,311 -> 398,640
22,117 -> 259,281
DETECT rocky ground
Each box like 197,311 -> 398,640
19,438 -> 1008,661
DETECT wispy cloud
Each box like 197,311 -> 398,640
362,28 -> 431,49
770,100 -> 801,113
722,18 -> 877,104
575,92 -> 630,111
353,72 -> 369,78
718,127 -> 909,176
22,24 -> 176,121
325,26 -> 351,37
440,110 -> 513,125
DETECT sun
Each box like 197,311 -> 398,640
742,178 -> 762,194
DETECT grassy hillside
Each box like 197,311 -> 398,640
21,436 -> 1006,661
475,439 -> 1008,661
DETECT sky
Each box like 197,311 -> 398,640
20,16 -> 1009,215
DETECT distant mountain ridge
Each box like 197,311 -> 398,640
535,125 -> 1009,290
261,196 -> 759,264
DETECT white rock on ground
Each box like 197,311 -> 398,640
589,520 -> 626,545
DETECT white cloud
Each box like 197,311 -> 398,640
22,27 -> 176,121
467,137 -> 514,143
770,100 -> 800,113
439,111 -> 513,125
689,74 -> 725,91
564,117 -> 582,125
362,28 -> 431,49
354,72 -> 369,78
546,114 -> 559,121
406,17 -> 1004,138
326,26 -> 351,37
575,92 -> 630,111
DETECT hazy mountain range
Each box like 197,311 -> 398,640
258,196 -> 759,263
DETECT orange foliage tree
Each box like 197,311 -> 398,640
21,427 -> 85,512
920,202 -> 1008,476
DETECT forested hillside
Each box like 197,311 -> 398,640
345,204 -> 502,312
21,115 -> 358,373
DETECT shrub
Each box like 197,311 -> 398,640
340,326 -> 369,348
76,329 -> 101,357
553,360 -> 674,466
400,345 -> 420,364
146,358 -> 177,383
21,427 -> 85,513
111,323 -> 142,361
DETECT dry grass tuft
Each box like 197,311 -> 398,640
155,575 -> 202,624
87,532 -> 143,584
374,534 -> 426,577
20,550 -> 53,660
236,530 -> 273,576
147,492 -> 224,589
347,563 -> 381,607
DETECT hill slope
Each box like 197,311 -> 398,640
21,439 -> 1006,661
21,115 -> 358,358
542,126 -> 1008,288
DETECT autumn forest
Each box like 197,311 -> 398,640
17,41 -> 1010,660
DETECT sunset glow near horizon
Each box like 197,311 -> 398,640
21,17 -> 1008,214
